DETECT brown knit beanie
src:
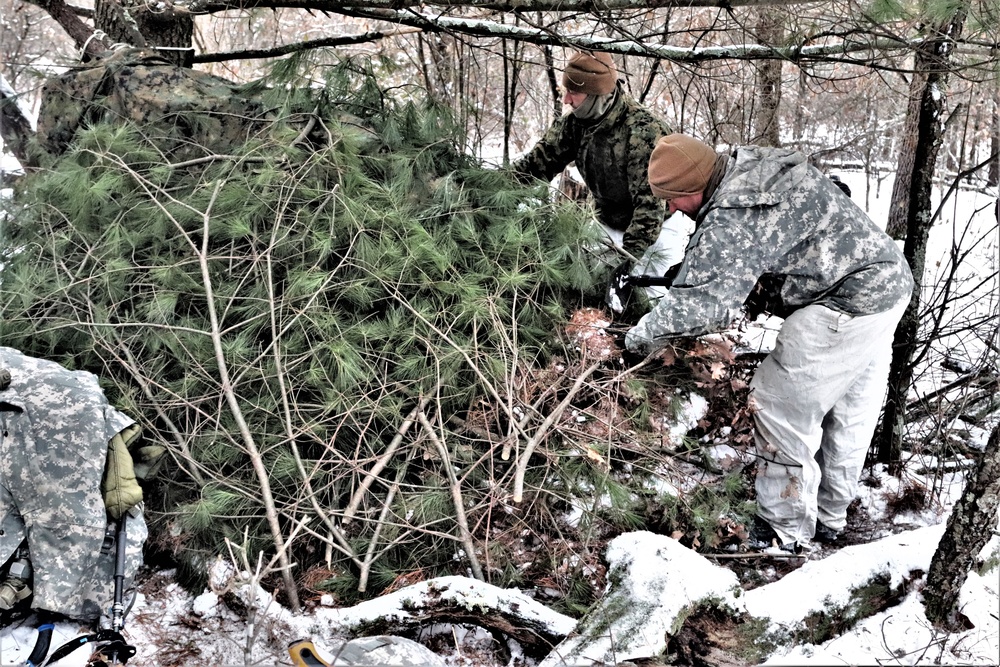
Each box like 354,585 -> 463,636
647,134 -> 718,199
562,52 -> 618,96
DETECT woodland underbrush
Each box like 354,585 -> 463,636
1,52 -> 988,623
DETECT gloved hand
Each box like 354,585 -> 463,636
605,261 -> 635,315
606,322 -> 648,369
743,273 -> 786,321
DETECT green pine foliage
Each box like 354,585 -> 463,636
0,53 -> 752,608
0,54 -> 605,595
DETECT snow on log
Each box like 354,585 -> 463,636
311,575 -> 577,655
539,531 -> 744,666
743,523 -> 945,642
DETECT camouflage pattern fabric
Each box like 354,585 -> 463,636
626,146 -> 914,354
0,347 -> 145,622
512,88 -> 671,256
31,47 -> 271,165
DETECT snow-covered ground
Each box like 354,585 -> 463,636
1,450 -> 995,666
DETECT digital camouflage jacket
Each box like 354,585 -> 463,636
0,347 -> 145,621
513,88 -> 671,256
626,146 -> 914,354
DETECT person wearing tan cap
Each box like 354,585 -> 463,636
628,133 -> 913,553
512,51 -> 675,281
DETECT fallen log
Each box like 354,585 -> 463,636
312,575 -> 577,657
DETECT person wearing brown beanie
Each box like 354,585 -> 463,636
628,133 -> 913,555
511,51 -> 675,271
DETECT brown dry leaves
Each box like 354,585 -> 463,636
563,307 -> 620,364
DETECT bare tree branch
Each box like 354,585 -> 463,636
186,0 -> 825,13
191,27 -> 420,63
236,7 -> 931,66
22,0 -> 109,58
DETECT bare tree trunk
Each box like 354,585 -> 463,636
990,76 -> 999,188
923,421 -> 1000,629
753,9 -> 784,147
0,75 -> 33,165
885,72 -> 923,241
94,0 -> 193,67
542,42 -> 561,118
502,35 -> 522,166
792,67 -> 806,144
873,7 -> 968,472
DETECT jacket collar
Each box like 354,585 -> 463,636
579,85 -> 627,131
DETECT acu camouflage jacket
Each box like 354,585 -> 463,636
626,146 -> 914,354
513,88 -> 671,256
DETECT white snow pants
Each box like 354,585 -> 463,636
751,299 -> 908,545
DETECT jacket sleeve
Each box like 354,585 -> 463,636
621,116 -> 668,256
625,212 -> 766,353
511,116 -> 577,184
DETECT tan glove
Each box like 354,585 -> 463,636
102,425 -> 144,520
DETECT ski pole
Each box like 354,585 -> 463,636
111,514 -> 127,634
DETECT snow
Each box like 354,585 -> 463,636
763,564 -> 1000,666
668,391 -> 709,443
537,532 -> 743,666
744,523 -> 947,625
312,575 -> 576,638
4,519 -> 993,666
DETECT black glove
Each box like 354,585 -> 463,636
743,273 -> 786,320
606,323 -> 647,368
829,174 -> 852,198
605,261 -> 635,315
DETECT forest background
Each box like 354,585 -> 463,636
0,0 -> 999,664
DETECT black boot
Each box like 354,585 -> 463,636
814,521 -> 841,544
748,516 -> 800,553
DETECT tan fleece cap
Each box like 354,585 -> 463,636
647,134 -> 718,199
562,51 -> 618,96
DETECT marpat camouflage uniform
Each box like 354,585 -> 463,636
0,347 -> 145,621
626,146 -> 913,353
31,47 -> 271,166
513,89 -> 671,256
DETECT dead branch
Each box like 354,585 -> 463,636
343,394 -> 433,524
513,361 -> 601,503
417,407 -> 485,581
22,0 -> 109,58
192,28 -> 420,63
